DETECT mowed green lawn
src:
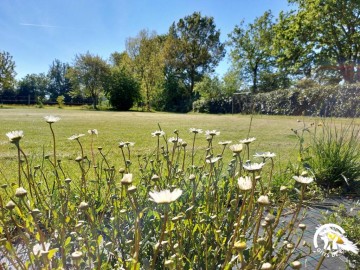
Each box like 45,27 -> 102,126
0,106 -> 356,182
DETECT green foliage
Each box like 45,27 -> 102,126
233,84 -> 360,117
47,59 -> 72,102
152,73 -> 192,113
193,97 -> 232,114
304,121 -> 360,190
126,30 -> 165,111
276,0 -> 360,83
66,52 -> 110,110
104,67 -> 140,111
194,75 -> 223,100
56,95 -> 65,108
167,12 -> 225,95
17,73 -> 49,104
228,11 -> 282,93
0,51 -> 16,92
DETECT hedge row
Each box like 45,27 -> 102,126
193,84 -> 360,117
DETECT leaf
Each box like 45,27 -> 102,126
65,216 -> 71,223
97,235 -> 103,247
35,232 -> 40,241
64,236 -> 71,247
47,248 -> 58,260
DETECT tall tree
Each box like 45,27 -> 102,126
126,30 -> 165,111
166,12 -> 225,96
0,51 -> 16,92
194,75 -> 223,100
228,11 -> 276,93
67,52 -> 110,109
17,73 -> 49,104
276,0 -> 360,83
222,69 -> 242,97
47,59 -> 72,102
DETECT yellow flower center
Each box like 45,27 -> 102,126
327,232 -> 344,244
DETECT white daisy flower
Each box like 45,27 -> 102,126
44,115 -> 61,124
293,175 -> 314,185
229,144 -> 243,153
119,141 -> 135,148
88,129 -> 98,135
149,189 -> 182,204
33,242 -> 50,256
218,141 -> 232,146
243,162 -> 265,172
68,134 -> 85,140
254,152 -> 276,159
151,130 -> 165,137
237,176 -> 252,191
257,195 -> 270,206
168,137 -> 182,143
189,128 -> 203,134
239,137 -> 256,144
6,130 -> 24,143
319,228 -> 359,255
205,130 -> 220,136
206,156 -> 222,164
121,173 -> 133,185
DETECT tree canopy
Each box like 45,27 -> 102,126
167,12 -> 225,96
228,11 -> 277,93
67,52 -> 110,109
0,51 -> 16,92
276,0 -> 360,83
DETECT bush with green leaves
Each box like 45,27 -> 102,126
200,84 -> 360,117
300,120 -> 360,191
104,67 -> 140,111
1,116 -> 358,269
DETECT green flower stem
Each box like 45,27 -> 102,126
151,205 -> 169,270
49,123 -> 57,167
286,184 -> 305,240
223,192 -> 248,267
15,142 -> 21,186
128,193 -> 141,266
267,158 -> 275,193
181,145 -> 186,172
253,206 -> 263,245
120,147 -> 128,173
191,133 -> 197,166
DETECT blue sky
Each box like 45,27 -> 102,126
1,0 -> 291,80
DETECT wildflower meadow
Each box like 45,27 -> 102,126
0,108 -> 359,269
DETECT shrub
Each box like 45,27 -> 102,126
104,68 -> 140,111
56,95 -> 65,108
230,84 -> 360,117
304,121 -> 360,190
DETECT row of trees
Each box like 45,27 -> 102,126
1,0 -> 360,111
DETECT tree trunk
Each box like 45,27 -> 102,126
339,62 -> 355,83
252,67 -> 258,93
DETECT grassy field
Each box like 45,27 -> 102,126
0,106 -> 357,182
